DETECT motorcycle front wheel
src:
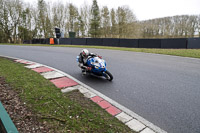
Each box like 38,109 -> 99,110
104,70 -> 113,81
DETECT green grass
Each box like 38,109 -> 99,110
1,43 -> 200,59
0,57 -> 134,133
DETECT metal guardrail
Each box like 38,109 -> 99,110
25,37 -> 200,49
0,102 -> 18,133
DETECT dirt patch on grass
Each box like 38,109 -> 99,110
0,77 -> 50,133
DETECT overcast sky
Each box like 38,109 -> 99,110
23,0 -> 200,20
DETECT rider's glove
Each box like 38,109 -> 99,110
87,67 -> 92,71
98,55 -> 102,59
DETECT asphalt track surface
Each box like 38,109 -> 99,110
1,45 -> 200,133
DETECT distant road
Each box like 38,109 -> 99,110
1,45 -> 200,133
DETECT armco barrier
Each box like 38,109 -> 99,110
40,39 -> 46,44
86,38 -> 103,46
23,40 -> 32,44
0,102 -> 18,133
59,38 -> 71,44
46,38 -> 50,44
28,38 -> 200,49
102,38 -> 119,47
139,39 -> 161,48
187,38 -> 200,49
71,38 -> 87,45
54,38 -> 58,44
161,38 -> 187,49
119,39 -> 138,48
32,39 -> 38,44
32,39 -> 46,44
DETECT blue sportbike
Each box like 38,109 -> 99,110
77,56 -> 113,81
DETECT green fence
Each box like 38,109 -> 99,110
0,102 -> 18,133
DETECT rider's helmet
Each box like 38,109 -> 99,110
81,49 -> 89,58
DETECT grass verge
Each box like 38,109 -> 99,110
0,57 -> 134,133
1,43 -> 200,59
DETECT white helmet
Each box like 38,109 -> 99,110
81,49 -> 89,58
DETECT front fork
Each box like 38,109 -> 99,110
102,70 -> 107,77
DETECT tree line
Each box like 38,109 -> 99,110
140,15 -> 200,38
0,0 -> 199,43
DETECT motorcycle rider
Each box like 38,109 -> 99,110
78,49 -> 102,75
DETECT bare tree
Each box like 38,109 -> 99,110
80,2 -> 91,37
110,8 -> 117,38
66,3 -> 78,32
197,15 -> 200,37
116,6 -> 137,38
0,0 -> 11,43
5,0 -> 23,43
0,0 -> 199,43
101,6 -> 110,38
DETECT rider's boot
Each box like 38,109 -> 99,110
82,69 -> 86,75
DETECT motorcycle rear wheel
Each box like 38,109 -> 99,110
104,70 -> 113,81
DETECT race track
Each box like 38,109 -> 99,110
1,45 -> 200,133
